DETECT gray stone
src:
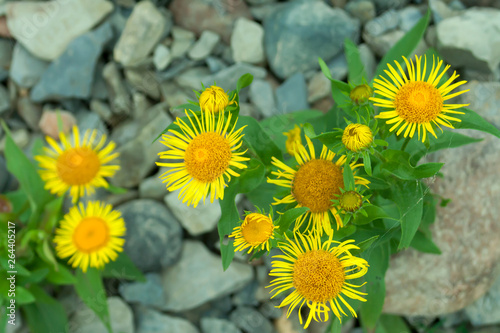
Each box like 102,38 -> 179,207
231,18 -> 265,64
136,307 -> 199,333
0,129 -> 28,153
232,280 -> 259,307
249,79 -> 276,118
161,241 -> 254,312
160,81 -> 193,117
436,8 -> 500,73
373,0 -> 408,11
230,306 -> 274,333
68,297 -> 133,333
239,102 -> 260,119
0,84 -> 10,115
91,62 -> 109,100
117,199 -> 182,272
9,43 -> 49,88
205,56 -> 227,73
0,39 -> 14,81
203,63 -> 266,92
259,301 -> 282,319
188,30 -> 221,61
132,92 -> 153,120
398,6 -> 424,32
111,103 -> 172,188
466,273 -> 500,325
6,0 -> 113,61
157,58 -> 200,81
90,99 -> 115,125
139,171 -> 168,200
364,29 -> 428,58
103,62 -> 132,116
307,71 -> 331,104
345,0 -> 376,24
429,0 -> 463,24
358,43 -> 376,80
327,52 -> 349,81
201,318 -> 242,333
120,273 -> 165,308
276,72 -> 309,114
364,9 -> 399,37
153,44 -> 172,71
170,26 -> 195,59
30,23 -> 113,102
250,3 -> 288,22
16,97 -> 42,130
125,68 -> 161,100
175,67 -> 211,90
114,1 -> 170,66
264,0 -> 360,79
75,110 -> 108,137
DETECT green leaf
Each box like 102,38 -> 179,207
23,285 -> 68,333
453,107 -> 500,138
45,262 -> 77,285
236,73 -> 254,92
377,314 -> 411,333
218,182 -> 241,271
410,230 -> 441,254
106,184 -> 128,194
15,286 -> 35,305
236,116 -> 282,166
345,38 -> 367,83
39,196 -> 64,234
373,9 -> 431,80
238,159 -> 266,193
360,243 -> 390,329
351,236 -> 380,256
75,268 -> 112,333
17,268 -> 49,285
276,207 -> 309,233
343,162 -> 355,191
382,150 -> 443,180
101,252 -> 145,282
353,205 -> 397,226
36,239 -> 58,270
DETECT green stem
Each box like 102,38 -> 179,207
400,136 -> 411,152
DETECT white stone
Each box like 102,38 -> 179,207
153,44 -> 172,71
188,30 -> 220,60
6,0 -> 113,61
170,26 -> 195,59
231,18 -> 264,64
114,1 -> 167,66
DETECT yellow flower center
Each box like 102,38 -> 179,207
199,86 -> 230,113
342,124 -> 373,152
339,191 -> 363,212
73,217 -> 110,253
56,147 -> 100,185
350,84 -> 373,104
293,249 -> 345,303
394,81 -> 443,123
184,132 -> 232,182
241,213 -> 274,246
292,159 -> 343,213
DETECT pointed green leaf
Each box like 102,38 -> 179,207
343,162 -> 355,190
353,205 -> 397,225
106,184 -> 128,194
345,38 -> 367,84
236,73 -> 254,92
45,262 -> 77,285
23,285 -> 68,333
391,180 -> 424,249
218,182 -> 240,271
236,116 -> 282,165
238,159 -> 265,193
453,107 -> 500,138
276,207 -> 310,233
410,230 -> 441,254
101,252 -> 145,282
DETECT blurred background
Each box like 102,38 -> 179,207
1,0 -> 500,332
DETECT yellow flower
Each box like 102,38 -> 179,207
199,85 -> 235,113
53,201 -> 126,273
35,126 -> 120,203
338,190 -> 363,213
371,55 -> 470,142
229,212 -> 277,253
156,110 -> 249,207
350,84 -> 372,104
268,232 -> 368,329
342,123 -> 373,152
283,124 -> 303,155
267,136 -> 369,236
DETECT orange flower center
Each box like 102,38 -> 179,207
293,249 -> 345,303
394,81 -> 443,123
73,217 -> 109,253
292,159 -> 343,213
184,132 -> 232,182
241,213 -> 274,246
56,147 -> 100,185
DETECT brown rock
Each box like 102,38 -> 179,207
169,0 -> 252,43
38,110 -> 76,139
383,81 -> 500,316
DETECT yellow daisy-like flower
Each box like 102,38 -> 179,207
371,55 -> 470,142
350,84 -> 373,105
283,124 -> 303,155
342,123 -> 373,152
35,126 -> 120,203
268,232 -> 368,329
338,190 -> 363,213
157,110 -> 249,207
267,136 -> 369,236
53,201 -> 126,273
229,212 -> 277,253
199,85 -> 235,113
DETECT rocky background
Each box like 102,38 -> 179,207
1,0 -> 500,332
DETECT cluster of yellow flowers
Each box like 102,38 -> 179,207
35,126 -> 125,273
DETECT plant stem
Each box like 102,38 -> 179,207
400,136 -> 411,152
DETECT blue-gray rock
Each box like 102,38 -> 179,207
259,301 -> 282,319
364,9 -> 400,37
372,0 -> 409,11
249,79 -> 276,118
232,280 -> 259,307
136,307 -> 199,333
345,0 -> 376,24
230,306 -> 274,333
16,97 -> 42,130
9,44 -> 49,88
465,273 -> 500,326
119,273 -> 165,308
275,73 -> 309,113
30,23 -> 113,102
0,84 -> 11,115
75,110 -> 108,137
201,318 -> 242,333
0,39 -> 15,82
398,6 -> 424,32
202,296 -> 233,318
202,63 -> 266,91
117,199 -> 183,272
205,56 -> 228,73
264,0 -> 360,79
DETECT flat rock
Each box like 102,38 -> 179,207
114,1 -> 169,66
154,44 -> 172,71
437,8 -> 500,73
465,273 -> 500,326
364,9 -> 399,37
103,62 -> 132,116
0,39 -> 14,81
9,43 -> 49,88
249,79 -> 276,118
169,0 -> 252,43
139,170 -> 168,201
117,199 -> 182,272
30,23 -> 113,102
264,0 -> 359,79
125,68 -> 161,100
398,6 -> 424,32
230,306 -> 274,333
6,0 -> 113,61
0,84 -> 10,115
120,273 -> 165,308
345,0 -> 376,24
17,97 -> 42,130
383,81 -> 500,316
161,240 -> 253,312
307,71 -> 331,104
201,317 -> 242,333
188,30 -> 220,61
164,189 -> 221,236
136,307 -> 199,333
203,63 -> 266,91
170,26 -> 195,59
276,72 -> 309,113
231,18 -> 264,64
